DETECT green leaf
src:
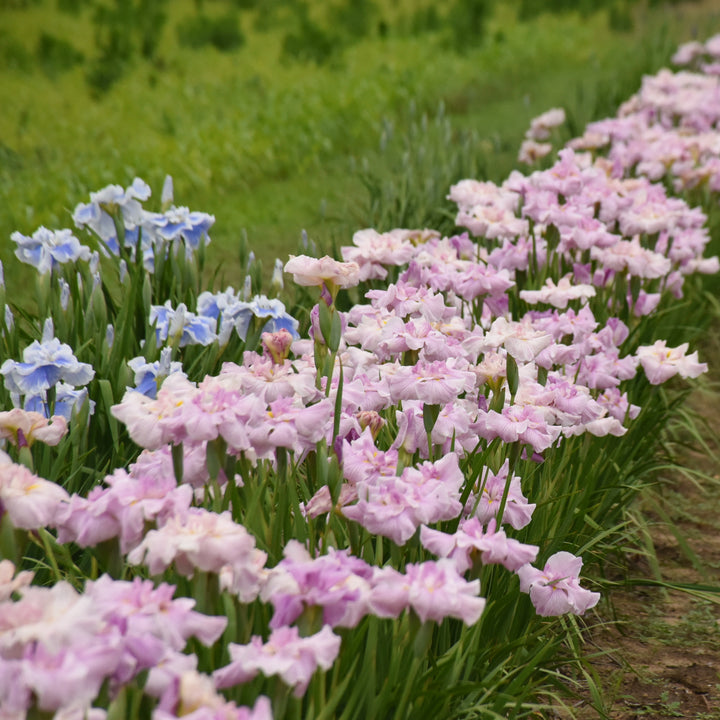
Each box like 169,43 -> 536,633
506,354 -> 519,399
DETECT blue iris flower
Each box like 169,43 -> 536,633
150,301 -> 218,347
0,337 -> 95,397
248,295 -> 300,339
73,178 -> 151,257
196,291 -> 299,342
12,227 -> 91,274
127,349 -> 185,398
25,383 -> 95,420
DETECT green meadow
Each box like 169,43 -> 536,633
1,0 -> 720,290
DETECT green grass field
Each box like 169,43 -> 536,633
1,0 -> 720,291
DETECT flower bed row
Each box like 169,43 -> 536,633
1,33 -> 719,720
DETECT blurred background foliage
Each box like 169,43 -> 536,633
1,0 -> 719,295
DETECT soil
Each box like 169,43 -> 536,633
553,341 -> 720,719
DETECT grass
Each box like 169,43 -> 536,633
2,0 -> 720,298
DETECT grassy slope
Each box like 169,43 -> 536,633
1,0 -> 719,293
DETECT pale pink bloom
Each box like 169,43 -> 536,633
561,216 -> 621,252
405,560 -> 485,625
487,236 -> 534,272
469,461 -> 536,530
518,139 -> 552,164
448,179 -> 519,213
105,468 -> 194,551
386,359 -> 475,405
144,650 -> 197,699
590,238 -> 672,279
517,551 -> 600,617
0,409 -> 67,447
456,203 -> 529,240
86,575 -> 227,653
428,399 -> 477,454
187,379 -> 267,453
366,282 -> 456,323
344,309 -> 407,357
474,351 -> 508,386
343,456 -> 464,545
533,306 -> 598,344
519,276 -> 596,309
341,428 -> 398,486
453,263 -> 515,302
473,406 -> 561,453
530,198 -> 596,231
111,373 -> 198,449
391,402 -> 427,455
216,357 -> 318,405
636,340 -> 708,385
342,482 -> 423,546
482,317 -> 554,363
527,108 -> 566,141
248,396 -> 333,458
54,485 -> 123,548
127,508 -> 267,580
54,706 -> 108,720
299,483 -> 358,519
672,41 -> 704,66
530,148 -> 588,197
617,198 -> 682,237
177,382 -> 245,444
0,461 -> 69,530
597,388 -> 640,422
373,316 -> 431,361
680,255 -> 720,275
0,561 -> 33,602
632,291 -> 661,317
55,467 -> 194,553
421,518 -> 538,573
369,560 -> 485,626
214,625 -> 341,697
0,581 -> 102,656
538,375 -> 605,426
218,550 -> 270,605
398,454 -> 465,522
284,254 -> 361,290
341,228 -> 416,280
19,637 -> 122,713
564,416 -> 627,438
262,541 -> 374,629
155,670 -> 273,720
131,443 -> 214,490
572,351 -> 638,390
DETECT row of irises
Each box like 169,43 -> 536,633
0,36 -> 718,720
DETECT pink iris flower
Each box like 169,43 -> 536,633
517,551 -> 600,617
